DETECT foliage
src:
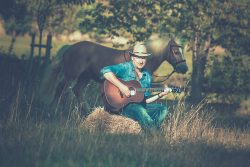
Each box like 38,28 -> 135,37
205,55 -> 250,101
47,5 -> 82,34
18,0 -> 57,34
78,0 -> 249,51
211,0 -> 250,56
0,0 -> 93,35
0,0 -> 32,54
159,0 -> 250,102
78,0 -> 163,41
0,0 -> 32,36
56,0 -> 95,5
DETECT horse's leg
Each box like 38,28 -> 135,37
50,77 -> 77,114
53,78 -> 72,104
54,79 -> 66,100
72,71 -> 90,99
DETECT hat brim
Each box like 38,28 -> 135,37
129,51 -> 151,57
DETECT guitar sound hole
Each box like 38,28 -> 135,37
129,87 -> 136,96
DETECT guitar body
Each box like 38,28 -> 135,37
102,78 -> 182,114
102,79 -> 144,113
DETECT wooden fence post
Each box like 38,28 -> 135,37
28,33 -> 36,75
45,34 -> 52,64
30,33 -> 35,62
29,33 -> 52,66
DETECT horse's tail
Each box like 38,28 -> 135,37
39,44 -> 71,104
52,44 -> 71,65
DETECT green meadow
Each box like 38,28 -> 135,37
0,91 -> 249,167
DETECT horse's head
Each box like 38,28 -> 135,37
164,39 -> 188,74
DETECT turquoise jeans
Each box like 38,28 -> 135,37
121,102 -> 169,131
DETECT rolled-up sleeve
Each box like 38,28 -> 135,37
144,73 -> 152,98
100,63 -> 126,80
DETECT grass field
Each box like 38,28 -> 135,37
0,90 -> 249,167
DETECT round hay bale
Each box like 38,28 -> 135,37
81,107 -> 141,134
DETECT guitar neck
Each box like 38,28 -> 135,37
137,87 -> 182,93
137,88 -> 165,92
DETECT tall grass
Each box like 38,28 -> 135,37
0,83 -> 249,167
164,99 -> 214,143
164,99 -> 250,149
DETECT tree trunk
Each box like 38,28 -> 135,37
8,33 -> 16,55
190,33 -> 210,103
190,52 -> 207,103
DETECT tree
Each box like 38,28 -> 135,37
18,0 -> 59,59
78,0 -> 160,41
0,0 -> 32,54
205,55 -> 250,103
20,0 -> 95,58
161,0 -> 250,102
47,5 -> 82,34
0,0 -> 94,55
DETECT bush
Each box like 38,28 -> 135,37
204,55 -> 250,102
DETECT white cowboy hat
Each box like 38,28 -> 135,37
129,43 -> 151,57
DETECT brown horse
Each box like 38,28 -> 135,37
53,39 -> 188,101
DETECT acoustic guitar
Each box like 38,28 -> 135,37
102,79 -> 182,113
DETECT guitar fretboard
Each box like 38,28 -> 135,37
136,87 -> 182,93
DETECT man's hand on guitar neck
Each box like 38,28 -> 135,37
146,86 -> 169,104
158,85 -> 171,97
103,72 -> 131,97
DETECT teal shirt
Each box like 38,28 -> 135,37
100,61 -> 152,97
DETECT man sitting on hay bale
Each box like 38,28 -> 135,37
98,43 -> 170,133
